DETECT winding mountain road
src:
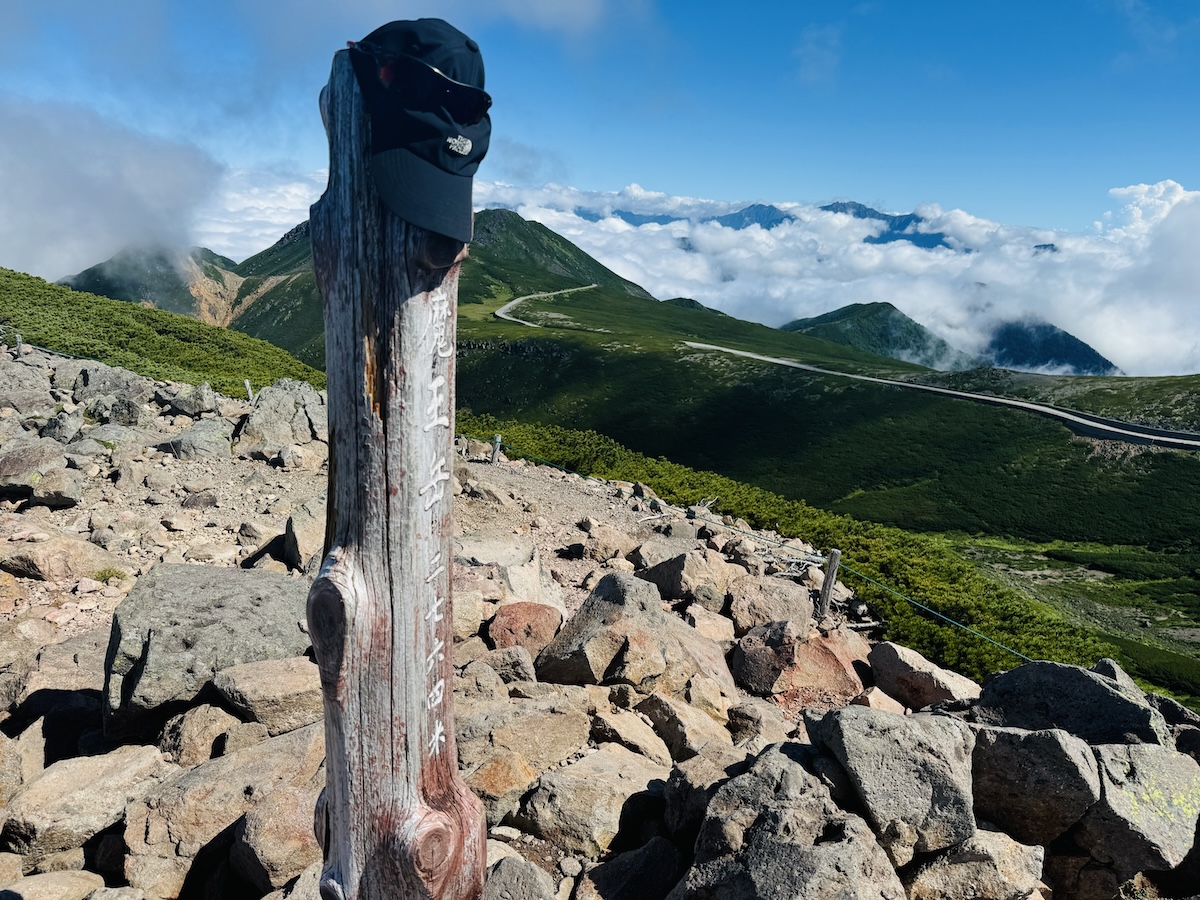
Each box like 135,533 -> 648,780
683,341 -> 1200,451
493,284 -> 598,327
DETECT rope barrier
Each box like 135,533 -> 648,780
462,430 -> 1036,665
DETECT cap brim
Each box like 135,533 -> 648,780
371,148 -> 474,242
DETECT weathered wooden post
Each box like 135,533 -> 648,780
306,20 -> 490,900
489,434 -> 502,465
817,548 -> 842,620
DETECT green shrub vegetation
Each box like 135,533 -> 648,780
0,267 -> 324,395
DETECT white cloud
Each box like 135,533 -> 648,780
795,24 -> 842,85
193,168 -> 327,263
0,97 -> 222,281
475,179 -> 1200,376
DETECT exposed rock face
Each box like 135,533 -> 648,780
103,564 -> 311,740
972,660 -> 1171,745
806,706 -> 976,867
869,641 -> 982,709
667,743 -> 905,900
235,378 -> 328,461
726,574 -> 814,636
902,829 -> 1045,900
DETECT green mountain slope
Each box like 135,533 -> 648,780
0,267 -> 323,395
782,301 -> 978,371
58,246 -> 235,318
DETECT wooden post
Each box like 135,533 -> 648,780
489,434 -> 502,465
817,548 -> 842,620
244,379 -> 255,403
306,49 -> 484,900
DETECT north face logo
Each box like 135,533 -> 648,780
446,135 -> 472,156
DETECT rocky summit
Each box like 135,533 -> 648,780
1,341 -> 1199,900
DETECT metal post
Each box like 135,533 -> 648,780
305,48 -> 484,900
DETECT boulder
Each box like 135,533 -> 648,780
481,856 -> 556,900
806,707 -> 976,867
682,604 -> 734,649
158,418 -> 232,460
158,704 -> 242,767
72,363 -> 153,404
0,360 -> 53,414
0,439 -> 66,500
729,620 -> 865,702
591,707 -> 673,767
852,687 -> 907,714
0,870 -> 105,899
212,656 -> 323,736
535,573 -> 734,696
39,411 -> 84,445
0,744 -> 177,864
16,626 -> 108,714
486,602 -> 562,657
972,726 -> 1101,845
29,468 -> 85,509
0,534 -> 124,583
478,646 -> 537,685
104,564 -> 311,741
229,769 -> 323,893
573,836 -> 681,900
662,744 -> 754,846
725,699 -> 793,753
123,722 -> 324,900
582,523 -> 638,563
869,641 -> 981,709
903,829 -> 1045,900
519,743 -> 670,858
1076,742 -> 1200,879
158,382 -> 218,418
636,692 -> 733,762
282,496 -> 325,572
639,550 -> 743,603
235,379 -> 327,459
972,660 -> 1171,746
726,574 -> 814,636
666,743 -> 905,900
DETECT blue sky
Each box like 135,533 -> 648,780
2,1 -> 1200,373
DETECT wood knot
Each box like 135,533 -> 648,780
413,813 -> 456,881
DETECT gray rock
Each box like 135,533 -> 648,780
728,619 -> 804,696
0,359 -> 54,414
535,573 -> 734,696
479,646 -> 537,684
283,495 -> 325,571
903,829 -> 1045,900
972,725 -> 1101,845
1076,742 -> 1200,879
158,418 -> 232,460
482,856 -> 557,900
124,723 -> 324,900
0,870 -> 105,899
212,656 -> 323,736
666,743 -> 905,900
726,574 -> 814,637
0,621 -> 53,710
639,550 -> 743,603
591,707 -> 673,767
29,467 -> 84,509
158,704 -> 242,767
519,743 -> 670,858
573,836 -> 680,900
0,534 -> 124,583
972,660 -> 1171,746
158,381 -> 218,417
0,744 -> 177,863
103,564 -> 311,741
726,699 -> 793,753
229,769 -> 323,893
662,744 -> 754,846
0,438 -> 66,499
72,362 -> 153,404
455,660 -> 509,707
868,641 -> 981,710
39,411 -> 83,445
806,706 -> 976,867
636,692 -> 733,762
236,379 -> 327,458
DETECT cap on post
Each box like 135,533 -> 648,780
350,18 -> 491,242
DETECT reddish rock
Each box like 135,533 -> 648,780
488,602 -> 563,656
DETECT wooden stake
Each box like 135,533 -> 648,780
306,49 -> 484,900
817,548 -> 842,621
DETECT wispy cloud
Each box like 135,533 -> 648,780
0,97 -> 222,281
794,24 -> 843,85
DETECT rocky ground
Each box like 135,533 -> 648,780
2,342 -> 1200,900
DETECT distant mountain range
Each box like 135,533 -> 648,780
59,204 -> 1116,377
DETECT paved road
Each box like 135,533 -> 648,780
684,341 -> 1200,451
493,284 -> 598,327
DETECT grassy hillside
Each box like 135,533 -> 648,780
0,267 -> 324,395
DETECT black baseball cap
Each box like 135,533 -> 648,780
349,19 -> 491,242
